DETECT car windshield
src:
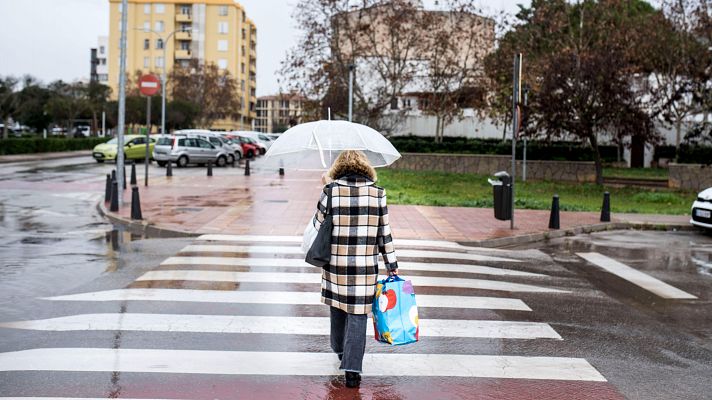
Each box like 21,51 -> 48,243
157,137 -> 172,145
106,138 -> 118,145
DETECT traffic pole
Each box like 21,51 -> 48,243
116,0 -> 129,206
145,96 -> 151,186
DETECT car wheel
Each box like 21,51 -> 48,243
227,154 -> 235,165
177,155 -> 189,168
235,152 -> 242,162
96,159 -> 105,163
157,161 -> 167,167
216,155 -> 227,167
260,148 -> 266,155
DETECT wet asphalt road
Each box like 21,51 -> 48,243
0,156 -> 711,399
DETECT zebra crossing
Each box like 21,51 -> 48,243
0,234 -> 619,397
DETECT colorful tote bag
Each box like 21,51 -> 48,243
372,275 -> 419,345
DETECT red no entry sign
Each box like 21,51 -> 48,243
138,74 -> 160,96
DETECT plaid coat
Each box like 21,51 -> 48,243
312,174 -> 399,315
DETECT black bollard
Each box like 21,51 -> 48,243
207,161 -> 213,177
104,174 -> 112,203
111,169 -> 116,182
279,167 -> 284,176
601,191 -> 611,222
122,164 -> 127,190
548,195 -> 560,229
130,161 -> 137,186
244,159 -> 250,176
110,180 -> 119,212
130,187 -> 143,220
166,161 -> 173,177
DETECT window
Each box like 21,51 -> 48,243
154,3 -> 165,14
241,79 -> 245,91
241,28 -> 246,40
217,40 -> 228,51
218,22 -> 228,34
99,74 -> 108,82
241,63 -> 245,73
118,3 -> 123,13
209,137 -> 221,146
197,139 -> 213,149
180,5 -> 191,15
100,59 -> 106,65
180,41 -> 190,50
219,5 -> 228,16
156,39 -> 164,49
143,21 -> 150,32
155,21 -> 164,32
241,45 -> 245,56
218,59 -> 228,69
144,4 -> 150,14
144,57 -> 150,68
156,56 -> 164,68
143,39 -> 150,50
99,46 -> 105,55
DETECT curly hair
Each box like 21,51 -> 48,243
328,150 -> 377,181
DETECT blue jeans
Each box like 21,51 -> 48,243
330,306 -> 367,373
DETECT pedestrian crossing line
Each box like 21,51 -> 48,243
577,252 -> 698,300
42,289 -> 533,311
0,313 -> 562,340
0,348 -> 606,381
181,244 -> 521,263
162,256 -> 544,278
197,234 -> 515,253
135,270 -> 569,293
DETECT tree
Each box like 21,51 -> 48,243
87,81 -> 112,136
280,0 -> 429,131
16,76 -> 52,133
170,60 -> 241,128
46,81 -> 89,135
486,0 -> 664,184
0,76 -> 19,139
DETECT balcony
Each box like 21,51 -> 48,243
175,49 -> 192,59
176,13 -> 192,23
175,31 -> 192,41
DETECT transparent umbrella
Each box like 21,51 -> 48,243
263,120 -> 401,170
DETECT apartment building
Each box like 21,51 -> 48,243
255,94 -> 307,133
107,0 -> 257,130
91,36 -> 110,84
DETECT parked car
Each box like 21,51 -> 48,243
174,130 -> 237,165
152,135 -> 229,168
235,131 -> 274,151
224,134 -> 259,159
238,134 -> 267,155
73,125 -> 91,138
92,135 -> 156,163
214,133 -> 245,161
691,187 -> 712,232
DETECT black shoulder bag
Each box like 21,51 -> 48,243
306,183 -> 334,267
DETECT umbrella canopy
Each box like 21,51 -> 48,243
262,120 -> 401,170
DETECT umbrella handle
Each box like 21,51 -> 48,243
311,128 -> 327,169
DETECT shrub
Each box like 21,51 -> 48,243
0,138 -> 111,155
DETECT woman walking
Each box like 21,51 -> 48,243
310,150 -> 399,388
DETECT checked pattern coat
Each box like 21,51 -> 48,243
312,174 -> 399,315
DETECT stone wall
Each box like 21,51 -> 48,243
389,153 -> 597,183
669,163 -> 712,191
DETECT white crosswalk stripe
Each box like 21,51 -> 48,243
136,269 -> 569,293
162,255 -> 543,277
181,244 -> 522,263
0,313 -> 562,340
43,289 -> 533,311
0,348 -> 606,381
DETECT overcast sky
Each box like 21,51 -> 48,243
0,0 -> 530,96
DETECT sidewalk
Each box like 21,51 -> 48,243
0,150 -> 91,164
100,164 -> 693,246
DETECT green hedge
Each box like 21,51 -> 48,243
654,145 -> 712,165
0,138 -> 111,155
389,136 -> 619,162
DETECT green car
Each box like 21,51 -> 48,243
92,135 -> 157,163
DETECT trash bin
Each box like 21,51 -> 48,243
488,171 -> 512,221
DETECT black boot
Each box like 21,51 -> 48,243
345,371 -> 361,388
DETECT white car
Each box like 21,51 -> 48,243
691,187 -> 712,231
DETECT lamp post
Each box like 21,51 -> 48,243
348,64 -> 355,122
116,0 -> 129,206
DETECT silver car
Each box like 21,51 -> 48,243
174,130 -> 239,164
153,135 -> 230,168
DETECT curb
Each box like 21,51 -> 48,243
96,201 -> 199,239
99,201 -> 702,247
0,150 -> 92,164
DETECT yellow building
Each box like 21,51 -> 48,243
108,0 -> 257,130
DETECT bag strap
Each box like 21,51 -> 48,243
325,183 -> 334,216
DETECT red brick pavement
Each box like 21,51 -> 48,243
109,169 -> 607,242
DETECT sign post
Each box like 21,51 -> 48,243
139,74 -> 160,187
511,53 -> 522,230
